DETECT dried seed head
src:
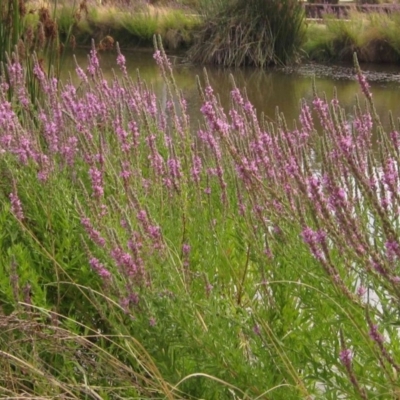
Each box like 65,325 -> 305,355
70,35 -> 76,51
25,24 -> 34,50
18,0 -> 26,18
17,39 -> 25,61
36,21 -> 45,50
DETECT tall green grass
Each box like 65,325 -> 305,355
305,10 -> 400,62
55,2 -> 201,48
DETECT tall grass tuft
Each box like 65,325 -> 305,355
189,0 -> 306,67
70,3 -> 200,48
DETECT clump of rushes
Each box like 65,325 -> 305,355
1,35 -> 400,398
189,0 -> 306,66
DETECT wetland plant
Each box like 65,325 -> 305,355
1,37 -> 400,398
189,0 -> 306,67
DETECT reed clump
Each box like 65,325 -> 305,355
189,0 -> 306,67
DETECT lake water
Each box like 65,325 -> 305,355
63,48 -> 400,131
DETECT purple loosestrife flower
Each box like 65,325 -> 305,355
120,292 -> 140,314
328,186 -> 347,211
33,61 -> 49,93
190,155 -> 202,184
153,50 -> 171,69
244,101 -> 253,114
285,156 -> 299,178
167,158 -> 182,180
339,135 -> 354,155
0,102 -> 20,149
390,131 -> 400,149
81,217 -> 106,247
137,210 -> 162,246
0,81 -> 9,94
253,324 -> 261,336
353,113 -> 372,141
9,192 -> 24,220
39,112 -> 59,153
146,135 -> 165,177
313,97 -> 334,133
87,46 -> 100,77
369,324 -> 384,345
372,260 -> 387,276
89,257 -> 112,280
128,121 -> 140,148
116,45 -> 127,77
182,243 -> 191,255
200,101 -> 216,125
357,285 -> 367,297
16,87 -> 29,108
7,60 -> 23,86
301,227 -> 326,261
142,90 -> 157,118
127,232 -> 144,273
61,136 -> 78,167
383,158 -> 398,188
339,349 -> 353,369
110,247 -> 139,277
75,63 -> 88,83
114,119 -> 131,153
229,109 -> 245,133
205,85 -> 214,98
148,225 -> 161,241
205,282 -> 213,297
299,101 -> 314,138
14,136 -> 37,165
356,69 -> 372,101
137,210 -> 148,225
231,88 -> 244,106
385,240 -> 400,263
120,161 -> 132,180
89,167 -> 104,198
37,154 -> 51,182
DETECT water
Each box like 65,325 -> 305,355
62,48 -> 400,131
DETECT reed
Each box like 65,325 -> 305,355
189,0 -> 306,67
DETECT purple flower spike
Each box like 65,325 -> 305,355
9,192 -> 24,221
369,325 -> 384,345
340,348 -> 353,368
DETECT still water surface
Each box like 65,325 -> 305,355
63,48 -> 400,130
